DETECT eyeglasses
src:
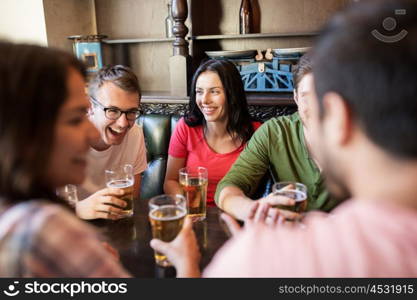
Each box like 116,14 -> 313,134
90,96 -> 141,121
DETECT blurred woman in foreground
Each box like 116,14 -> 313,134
0,41 -> 131,277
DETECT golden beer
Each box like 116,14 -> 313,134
107,179 -> 134,217
149,205 -> 187,266
180,177 -> 208,221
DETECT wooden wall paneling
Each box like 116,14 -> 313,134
130,43 -> 172,93
43,0 -> 96,52
101,42 -> 172,93
190,0 -> 350,36
95,0 -> 168,38
95,0 -> 176,94
259,0 -> 351,33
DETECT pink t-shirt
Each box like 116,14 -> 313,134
204,200 -> 417,277
168,118 -> 261,205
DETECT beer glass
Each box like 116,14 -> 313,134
272,181 -> 308,213
105,164 -> 134,218
179,166 -> 208,221
57,184 -> 79,207
148,194 -> 187,267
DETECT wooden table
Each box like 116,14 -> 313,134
90,199 -> 229,277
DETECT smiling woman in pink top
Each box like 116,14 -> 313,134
164,59 -> 261,205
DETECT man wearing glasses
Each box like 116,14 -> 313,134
76,65 -> 147,220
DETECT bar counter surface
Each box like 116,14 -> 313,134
90,198 -> 229,278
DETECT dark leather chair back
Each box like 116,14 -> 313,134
137,114 -> 180,201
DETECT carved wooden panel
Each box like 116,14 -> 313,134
171,0 -> 189,56
141,103 -> 297,121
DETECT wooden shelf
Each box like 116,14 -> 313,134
103,37 -> 175,44
102,32 -> 317,44
188,32 -> 319,41
141,91 -> 294,106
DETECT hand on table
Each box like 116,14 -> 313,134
150,217 -> 201,278
257,191 -> 302,221
76,188 -> 128,220
220,201 -> 286,236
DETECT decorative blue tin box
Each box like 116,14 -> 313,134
68,35 -> 107,73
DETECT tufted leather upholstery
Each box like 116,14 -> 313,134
137,114 -> 180,201
137,114 -> 272,202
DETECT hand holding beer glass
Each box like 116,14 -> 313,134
105,164 -> 134,218
179,166 -> 208,221
272,181 -> 308,213
149,194 -> 187,267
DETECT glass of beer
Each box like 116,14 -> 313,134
148,194 -> 187,267
57,184 -> 79,208
105,164 -> 134,218
272,181 -> 308,213
179,166 -> 208,221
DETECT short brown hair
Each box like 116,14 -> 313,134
293,53 -> 312,90
313,0 -> 417,159
88,65 -> 141,98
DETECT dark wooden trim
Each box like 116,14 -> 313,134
103,38 -> 175,44
171,0 -> 189,56
189,32 -> 319,41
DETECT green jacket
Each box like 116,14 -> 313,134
215,113 -> 339,212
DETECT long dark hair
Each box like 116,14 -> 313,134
0,41 -> 86,205
185,59 -> 254,143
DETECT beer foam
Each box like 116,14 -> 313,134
275,189 -> 307,201
107,179 -> 133,189
292,190 -> 307,201
149,205 -> 187,221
